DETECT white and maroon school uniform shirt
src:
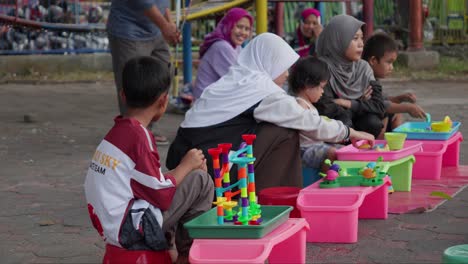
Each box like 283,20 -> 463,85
84,116 -> 176,248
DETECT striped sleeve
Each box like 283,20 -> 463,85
129,125 -> 176,211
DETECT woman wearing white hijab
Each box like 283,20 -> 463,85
167,33 -> 373,191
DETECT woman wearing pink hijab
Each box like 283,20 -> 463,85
193,8 -> 253,100
288,8 -> 322,57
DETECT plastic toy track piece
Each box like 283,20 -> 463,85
217,143 -> 232,153
207,147 -> 222,157
426,113 -> 431,123
241,134 -> 256,145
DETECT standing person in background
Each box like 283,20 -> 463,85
288,8 -> 322,57
107,0 -> 179,145
192,7 -> 253,100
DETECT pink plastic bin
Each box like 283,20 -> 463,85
297,192 -> 361,243
189,218 -> 309,264
412,142 -> 447,180
336,140 -> 422,161
297,177 -> 390,243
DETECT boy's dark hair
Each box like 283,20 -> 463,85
122,56 -> 171,108
288,56 -> 330,95
362,33 -> 398,62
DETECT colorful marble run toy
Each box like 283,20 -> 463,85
207,134 -> 262,226
319,158 -> 386,189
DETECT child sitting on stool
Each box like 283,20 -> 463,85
84,56 -> 214,264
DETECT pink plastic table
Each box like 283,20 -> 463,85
409,132 -> 463,180
189,218 -> 310,264
297,176 -> 391,243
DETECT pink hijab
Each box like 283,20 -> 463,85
297,8 -> 321,57
199,8 -> 253,58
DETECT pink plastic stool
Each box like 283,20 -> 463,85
258,187 -> 301,218
102,244 -> 172,264
189,218 -> 309,264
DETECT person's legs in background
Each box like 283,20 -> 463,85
108,35 -> 171,145
150,36 -> 172,145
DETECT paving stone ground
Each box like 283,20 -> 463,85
1,80 -> 467,263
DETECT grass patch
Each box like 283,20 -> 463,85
0,70 -> 114,83
393,55 -> 468,80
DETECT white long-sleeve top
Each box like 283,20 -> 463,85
253,91 -> 348,146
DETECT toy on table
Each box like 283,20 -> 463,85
358,142 -> 390,151
319,158 -> 386,189
431,115 -> 452,132
208,134 -> 262,226
425,113 -> 431,123
398,115 -> 455,133
384,132 -> 407,150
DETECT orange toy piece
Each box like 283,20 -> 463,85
362,168 -> 376,179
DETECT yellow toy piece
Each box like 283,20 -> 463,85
213,197 -> 227,206
358,143 -> 372,149
444,116 -> 452,125
222,201 -> 238,210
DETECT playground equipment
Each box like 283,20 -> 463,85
207,134 -> 262,225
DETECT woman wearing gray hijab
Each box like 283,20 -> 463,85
313,15 -> 386,138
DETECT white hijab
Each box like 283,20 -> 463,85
182,33 -> 299,128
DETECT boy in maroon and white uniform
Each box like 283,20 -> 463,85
84,56 -> 213,263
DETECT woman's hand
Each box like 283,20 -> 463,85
333,98 -> 351,108
312,24 -> 323,38
360,86 -> 373,101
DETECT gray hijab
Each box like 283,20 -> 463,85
316,15 -> 375,100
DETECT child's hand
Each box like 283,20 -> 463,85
397,92 -> 417,103
199,159 -> 207,172
408,104 -> 426,119
349,128 -> 375,147
181,148 -> 206,171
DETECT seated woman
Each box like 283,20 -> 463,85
288,8 -> 322,57
314,15 -> 387,138
192,8 -> 253,100
167,33 -> 375,192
